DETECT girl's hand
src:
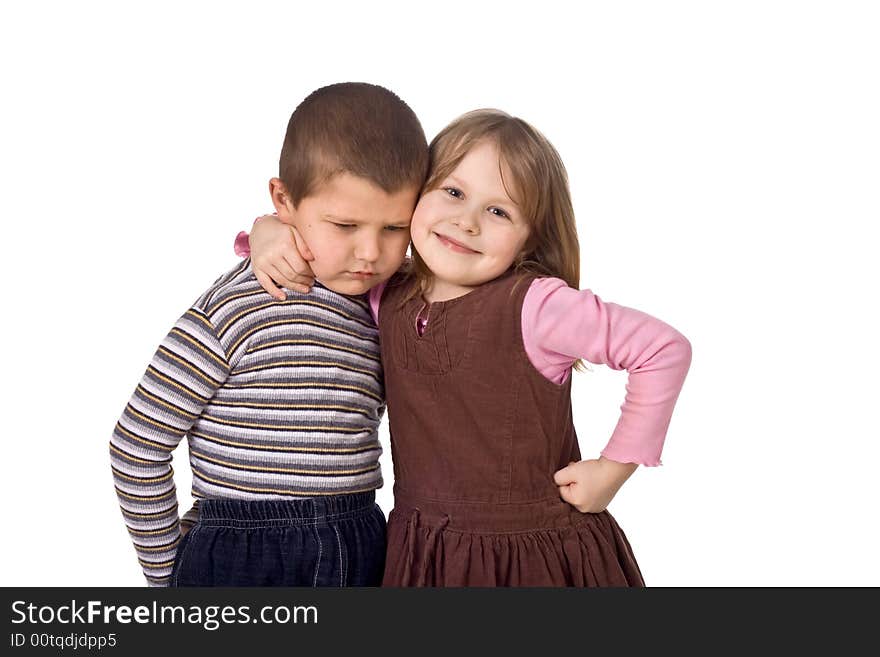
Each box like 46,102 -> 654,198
250,215 -> 316,300
553,457 -> 638,513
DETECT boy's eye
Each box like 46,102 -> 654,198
489,206 -> 511,220
384,225 -> 408,232
443,187 -> 463,199
332,223 -> 356,229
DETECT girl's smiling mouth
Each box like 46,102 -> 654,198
434,232 -> 480,254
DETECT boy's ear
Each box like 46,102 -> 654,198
269,178 -> 295,220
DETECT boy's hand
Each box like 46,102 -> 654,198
553,457 -> 638,514
250,215 -> 316,300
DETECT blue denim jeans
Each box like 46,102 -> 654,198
170,492 -> 386,586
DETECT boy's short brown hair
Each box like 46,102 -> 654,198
279,82 -> 428,206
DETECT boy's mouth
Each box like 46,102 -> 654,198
434,232 -> 480,254
346,270 -> 376,280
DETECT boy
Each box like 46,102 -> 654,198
110,82 -> 427,586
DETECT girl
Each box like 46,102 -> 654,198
242,109 -> 692,586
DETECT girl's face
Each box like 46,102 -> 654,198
410,140 -> 531,301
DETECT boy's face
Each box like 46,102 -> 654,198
271,173 -> 418,295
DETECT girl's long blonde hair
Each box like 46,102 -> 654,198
405,108 -> 581,298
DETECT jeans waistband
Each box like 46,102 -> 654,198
198,492 -> 376,527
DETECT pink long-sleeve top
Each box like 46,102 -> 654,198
368,278 -> 691,467
235,230 -> 692,466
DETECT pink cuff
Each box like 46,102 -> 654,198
234,231 -> 251,257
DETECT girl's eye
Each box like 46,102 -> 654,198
489,207 -> 511,220
443,187 -> 463,199
333,223 -> 356,230
384,225 -> 408,232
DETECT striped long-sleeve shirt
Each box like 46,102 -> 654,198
110,259 -> 385,586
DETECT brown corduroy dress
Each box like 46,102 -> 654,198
378,271 -> 645,587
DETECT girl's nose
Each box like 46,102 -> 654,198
453,209 -> 480,235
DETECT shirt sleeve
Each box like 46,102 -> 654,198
109,308 -> 231,586
521,277 -> 692,466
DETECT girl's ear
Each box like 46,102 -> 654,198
268,178 -> 295,221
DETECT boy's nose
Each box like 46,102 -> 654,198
355,236 -> 381,262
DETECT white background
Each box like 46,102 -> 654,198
1,1 -> 877,586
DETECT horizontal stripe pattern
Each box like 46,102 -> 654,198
111,259 -> 385,585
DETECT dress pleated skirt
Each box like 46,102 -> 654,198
382,491 -> 644,587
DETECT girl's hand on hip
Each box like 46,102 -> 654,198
553,457 -> 638,514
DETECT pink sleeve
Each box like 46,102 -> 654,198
369,282 -> 387,324
522,277 -> 692,466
